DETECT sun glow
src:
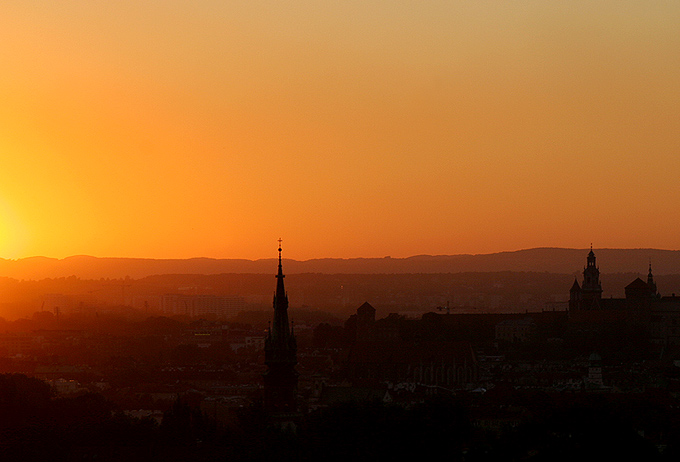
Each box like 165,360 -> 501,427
0,2 -> 678,260
0,197 -> 28,259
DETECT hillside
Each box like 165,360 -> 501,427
0,248 -> 677,279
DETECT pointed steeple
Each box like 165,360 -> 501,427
264,239 -> 298,414
271,239 -> 290,344
647,260 -> 657,296
569,277 -> 582,314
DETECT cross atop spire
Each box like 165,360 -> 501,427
276,238 -> 284,282
272,239 -> 289,342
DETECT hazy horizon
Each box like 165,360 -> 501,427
3,245 -> 679,262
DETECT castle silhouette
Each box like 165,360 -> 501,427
569,247 -> 680,345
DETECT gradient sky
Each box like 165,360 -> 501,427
0,1 -> 678,260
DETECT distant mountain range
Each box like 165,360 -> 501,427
0,248 -> 677,280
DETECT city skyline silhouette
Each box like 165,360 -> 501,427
1,2 -> 679,460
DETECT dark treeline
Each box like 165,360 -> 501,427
0,373 -> 675,461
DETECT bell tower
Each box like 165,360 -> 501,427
581,245 -> 603,302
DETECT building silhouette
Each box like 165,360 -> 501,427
569,248 -> 680,345
569,248 -> 657,313
581,246 -> 603,302
343,302 -> 478,389
263,242 -> 298,414
161,293 -> 245,317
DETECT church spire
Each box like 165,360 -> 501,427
264,239 -> 298,414
276,238 -> 286,308
271,238 -> 291,344
648,260 -> 657,296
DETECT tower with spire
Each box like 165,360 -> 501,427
569,246 -> 603,312
263,239 -> 298,414
647,261 -> 658,297
581,245 -> 603,303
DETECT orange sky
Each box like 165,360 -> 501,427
0,1 -> 679,260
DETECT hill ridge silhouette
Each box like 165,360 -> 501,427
0,248 -> 678,280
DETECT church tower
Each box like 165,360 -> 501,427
264,240 -> 298,414
581,246 -> 603,302
647,262 -> 658,297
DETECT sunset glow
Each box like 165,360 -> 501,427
1,1 -> 679,260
